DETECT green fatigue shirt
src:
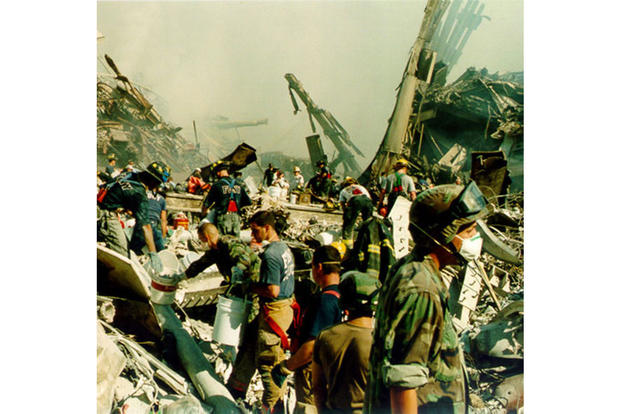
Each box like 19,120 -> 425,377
364,254 -> 467,414
185,235 -> 260,284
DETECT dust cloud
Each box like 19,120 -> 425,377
97,0 -> 522,166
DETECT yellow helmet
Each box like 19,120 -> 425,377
394,158 -> 409,170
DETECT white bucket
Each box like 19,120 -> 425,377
290,193 -> 298,204
267,186 -> 281,198
150,275 -> 178,305
213,295 -> 249,347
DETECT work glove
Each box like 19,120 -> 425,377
230,266 -> 244,284
147,251 -> 163,274
271,360 -> 293,388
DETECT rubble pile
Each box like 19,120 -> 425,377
460,193 -> 524,414
97,55 -> 210,175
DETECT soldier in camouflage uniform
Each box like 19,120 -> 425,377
184,222 -> 260,289
364,182 -> 489,413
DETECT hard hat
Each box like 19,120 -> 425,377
194,167 -> 202,173
338,271 -> 381,316
329,241 -> 348,259
293,166 -> 301,173
409,182 -> 488,255
316,159 -> 326,167
107,153 -> 116,161
341,176 -> 357,187
393,158 -> 409,170
146,161 -> 171,184
213,161 -> 231,173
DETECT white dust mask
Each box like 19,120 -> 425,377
456,232 -> 483,261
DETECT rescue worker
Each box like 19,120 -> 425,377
227,210 -> 295,412
307,160 -> 332,198
378,158 -> 417,213
273,170 -> 290,195
338,177 -> 373,249
184,222 -> 260,286
187,167 -> 209,195
203,161 -> 251,238
292,166 -> 305,192
312,271 -> 380,414
263,163 -> 277,187
271,245 -> 344,414
128,185 -> 168,253
97,161 -> 170,274
364,182 -> 489,413
105,153 -> 118,177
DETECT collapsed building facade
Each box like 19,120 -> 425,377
97,55 -> 210,178
360,0 -> 523,196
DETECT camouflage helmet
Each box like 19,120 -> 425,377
146,161 -> 171,183
409,182 -> 488,255
338,271 -> 381,316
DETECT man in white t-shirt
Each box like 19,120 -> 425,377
338,177 -> 373,248
378,158 -> 417,213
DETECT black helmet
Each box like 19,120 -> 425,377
338,271 -> 381,317
213,161 -> 231,173
145,161 -> 171,184
409,182 -> 488,255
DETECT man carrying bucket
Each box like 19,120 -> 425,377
227,210 -> 295,412
185,222 -> 260,291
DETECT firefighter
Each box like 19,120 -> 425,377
202,161 -> 251,238
97,161 -> 170,273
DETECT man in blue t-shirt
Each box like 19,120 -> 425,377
271,245 -> 343,412
227,210 -> 295,411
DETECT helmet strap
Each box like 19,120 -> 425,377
409,221 -> 454,256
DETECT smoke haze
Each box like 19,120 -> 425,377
97,0 -> 523,167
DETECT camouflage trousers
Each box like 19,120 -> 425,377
97,209 -> 128,256
216,212 -> 241,238
294,363 -> 317,414
228,298 -> 294,409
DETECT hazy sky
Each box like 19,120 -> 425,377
97,0 -> 523,166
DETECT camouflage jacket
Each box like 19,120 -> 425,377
363,254 -> 466,414
185,235 -> 260,283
